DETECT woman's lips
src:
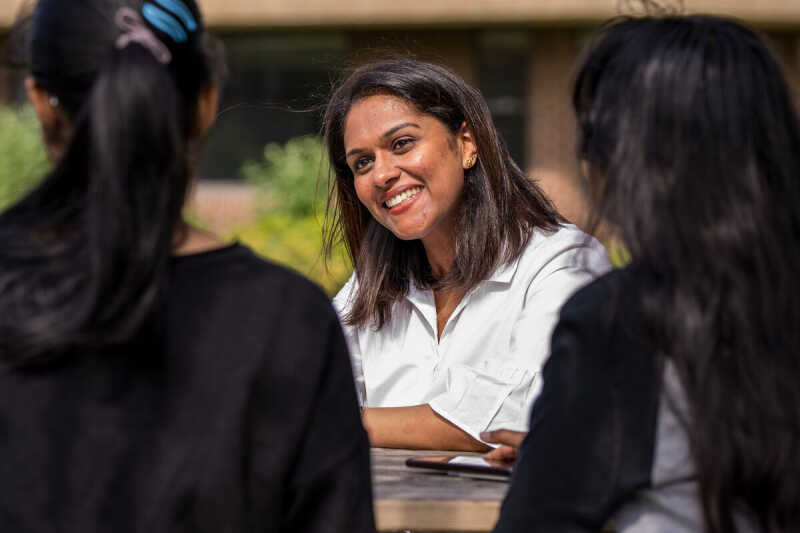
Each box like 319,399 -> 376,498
385,186 -> 423,215
384,186 -> 423,209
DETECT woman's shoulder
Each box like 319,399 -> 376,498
171,242 -> 334,317
332,271 -> 358,316
555,267 -> 646,350
527,223 -> 606,258
513,223 -> 611,281
560,268 -> 630,317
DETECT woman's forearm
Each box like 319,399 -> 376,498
361,404 -> 490,451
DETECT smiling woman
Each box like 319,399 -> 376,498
323,59 -> 611,451
344,94 -> 472,276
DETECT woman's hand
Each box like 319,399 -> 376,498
480,429 -> 527,466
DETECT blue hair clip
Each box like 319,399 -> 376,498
153,0 -> 197,32
116,7 -> 172,63
142,2 -> 188,43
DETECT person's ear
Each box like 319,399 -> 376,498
194,81 -> 219,137
26,77 -> 70,161
457,121 -> 478,170
26,77 -> 58,129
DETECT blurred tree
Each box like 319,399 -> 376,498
235,135 -> 352,295
240,135 -> 329,217
0,105 -> 47,210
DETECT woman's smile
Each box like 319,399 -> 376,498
384,185 -> 424,210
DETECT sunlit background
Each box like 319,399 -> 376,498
2,0 -> 799,293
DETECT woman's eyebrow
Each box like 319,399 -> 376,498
381,122 -> 421,139
346,122 -> 422,158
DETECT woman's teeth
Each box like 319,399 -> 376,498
385,186 -> 423,208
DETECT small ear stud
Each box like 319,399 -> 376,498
48,96 -> 59,108
464,155 -> 477,169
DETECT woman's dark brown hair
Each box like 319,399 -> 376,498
323,59 -> 561,328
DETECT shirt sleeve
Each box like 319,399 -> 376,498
502,236 -> 611,429
248,287 -> 375,533
492,273 -> 660,532
280,312 -> 375,533
332,274 -> 366,407
428,232 -> 611,442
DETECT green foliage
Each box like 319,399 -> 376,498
240,135 -> 329,217
232,135 -> 352,295
233,211 -> 352,296
606,239 -> 632,268
0,107 -> 349,292
0,106 -> 48,210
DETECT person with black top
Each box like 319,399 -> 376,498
0,1 -> 374,531
485,14 -> 800,532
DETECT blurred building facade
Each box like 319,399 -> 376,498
3,0 -> 800,226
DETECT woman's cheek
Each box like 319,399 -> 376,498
407,152 -> 431,175
353,178 -> 372,207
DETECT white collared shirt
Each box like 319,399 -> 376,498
333,224 -> 611,443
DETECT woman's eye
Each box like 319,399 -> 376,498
353,157 -> 372,173
393,138 -> 414,152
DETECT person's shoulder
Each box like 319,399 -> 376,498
561,268 -> 629,316
332,271 -> 358,316
556,267 -> 645,347
545,268 -> 631,365
527,223 -> 606,257
173,242 -> 332,311
515,223 -> 611,278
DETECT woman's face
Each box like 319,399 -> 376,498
343,94 -> 475,250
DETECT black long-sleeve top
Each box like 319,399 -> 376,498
493,268 -> 708,532
0,244 -> 375,533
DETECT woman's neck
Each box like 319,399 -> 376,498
173,224 -> 226,256
422,234 -> 457,279
422,232 -> 464,339
433,285 -> 466,340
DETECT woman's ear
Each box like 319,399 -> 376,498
26,77 -> 69,161
26,77 -> 57,128
194,81 -> 219,137
457,121 -> 478,169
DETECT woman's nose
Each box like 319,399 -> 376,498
373,154 -> 400,188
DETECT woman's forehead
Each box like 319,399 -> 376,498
343,94 -> 432,149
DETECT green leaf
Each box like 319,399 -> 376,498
0,105 -> 48,211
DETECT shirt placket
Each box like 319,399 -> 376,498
432,288 -> 475,380
431,337 -> 441,378
405,287 -> 442,384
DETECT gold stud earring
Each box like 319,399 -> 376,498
464,155 -> 477,169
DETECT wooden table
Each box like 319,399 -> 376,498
371,448 -> 509,532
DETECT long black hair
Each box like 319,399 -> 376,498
574,16 -> 800,531
0,0 -> 219,366
323,59 -> 561,328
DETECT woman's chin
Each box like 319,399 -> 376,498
388,230 -> 424,242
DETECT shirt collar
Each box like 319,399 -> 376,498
405,282 -> 437,335
402,255 -> 521,336
405,254 -> 522,308
406,281 -> 434,308
486,255 -> 522,284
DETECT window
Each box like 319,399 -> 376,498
200,33 -> 347,180
477,30 -> 530,169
